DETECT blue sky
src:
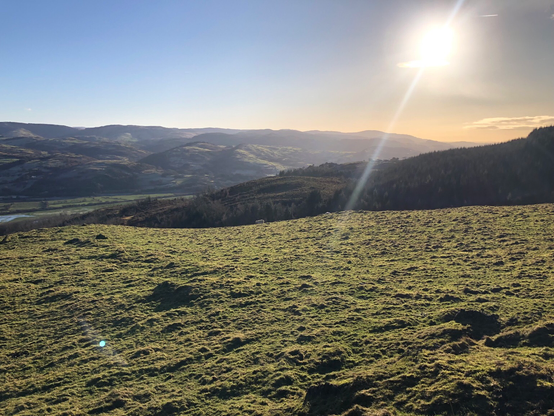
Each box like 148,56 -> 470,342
2,0 -> 553,142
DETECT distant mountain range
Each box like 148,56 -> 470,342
0,122 -> 482,197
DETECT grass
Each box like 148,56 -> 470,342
0,194 -> 177,216
0,195 -> 187,229
1,204 -> 554,415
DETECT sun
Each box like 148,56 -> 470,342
420,27 -> 453,66
398,26 -> 454,68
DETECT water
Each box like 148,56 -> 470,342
0,214 -> 31,223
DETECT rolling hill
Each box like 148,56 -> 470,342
0,122 -> 80,139
139,142 -> 361,183
179,129 -> 475,159
1,122 -> 482,198
51,127 -> 553,232
355,126 -> 554,210
1,136 -> 148,161
2,204 -> 554,415
0,122 -> 477,157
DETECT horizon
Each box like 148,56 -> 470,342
0,120 -> 500,144
3,0 -> 553,144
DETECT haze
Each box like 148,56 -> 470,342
2,0 -> 553,143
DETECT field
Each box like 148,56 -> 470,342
1,204 -> 554,415
0,194 -> 178,216
0,194 -> 179,225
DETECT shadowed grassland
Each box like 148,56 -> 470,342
1,204 -> 554,415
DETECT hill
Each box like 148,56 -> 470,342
0,122 -> 80,139
183,129 -> 473,159
1,136 -> 148,161
355,126 -> 554,210
7,163 -> 363,233
54,127 -> 553,231
139,142 -> 361,185
2,205 -> 554,415
0,140 -> 360,198
0,121 -> 488,199
0,151 -> 170,197
0,122 -> 477,157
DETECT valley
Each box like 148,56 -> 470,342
0,122 -> 480,199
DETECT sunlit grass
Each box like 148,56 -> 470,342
1,204 -> 553,415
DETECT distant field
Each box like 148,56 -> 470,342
0,194 -> 181,223
1,205 -> 554,415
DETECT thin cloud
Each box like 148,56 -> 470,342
26,108 -> 32,112
464,115 -> 554,130
551,13 -> 554,20
480,14 -> 498,17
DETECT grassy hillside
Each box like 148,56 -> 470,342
0,122 -> 79,139
4,127 -> 553,236
37,173 -> 352,232
187,130 -> 472,158
2,204 -> 554,415
0,137 -> 360,198
5,136 -> 149,161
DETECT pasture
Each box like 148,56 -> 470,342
1,204 -> 553,415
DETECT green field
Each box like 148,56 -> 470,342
1,205 -> 554,415
0,195 -> 185,228
0,194 -> 177,215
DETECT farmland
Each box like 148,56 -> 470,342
0,194 -> 178,224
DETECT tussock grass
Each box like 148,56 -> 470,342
1,204 -> 554,415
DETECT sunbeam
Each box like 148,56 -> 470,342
344,0 -> 466,212
345,67 -> 424,212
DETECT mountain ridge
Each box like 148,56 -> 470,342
0,121 -> 485,198
0,121 -> 481,149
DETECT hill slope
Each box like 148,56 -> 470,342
64,127 -> 553,231
140,142 -> 358,184
1,205 -> 554,415
0,122 -> 488,198
356,126 -> 554,210
185,129 -> 473,159
0,122 -> 79,139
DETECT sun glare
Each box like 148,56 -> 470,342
399,26 -> 454,68
421,27 -> 453,64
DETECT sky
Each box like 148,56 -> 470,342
2,0 -> 553,143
